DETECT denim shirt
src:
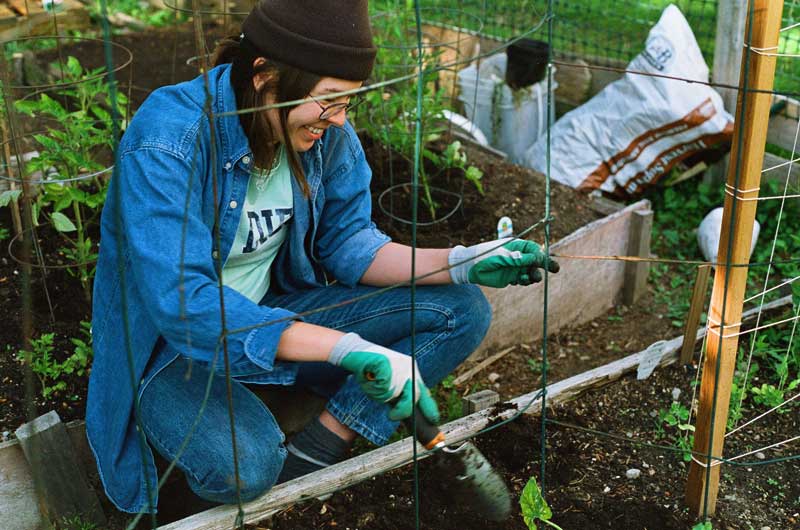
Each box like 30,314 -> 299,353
86,64 -> 390,513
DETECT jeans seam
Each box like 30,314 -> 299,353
325,302 -> 452,329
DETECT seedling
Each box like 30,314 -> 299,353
520,477 -> 563,530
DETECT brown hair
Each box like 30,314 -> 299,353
212,36 -> 322,197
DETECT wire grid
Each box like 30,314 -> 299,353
420,0 -> 800,101
2,0 -> 799,528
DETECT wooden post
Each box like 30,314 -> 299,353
713,0 -> 748,114
14,411 -> 106,526
685,0 -> 783,516
679,264 -> 712,364
622,209 -> 653,306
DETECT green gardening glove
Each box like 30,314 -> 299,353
448,238 -> 560,288
328,333 -> 440,423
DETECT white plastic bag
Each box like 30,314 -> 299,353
458,53 -> 557,164
525,4 -> 733,197
697,207 -> 760,265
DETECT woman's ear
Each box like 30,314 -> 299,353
252,57 -> 273,92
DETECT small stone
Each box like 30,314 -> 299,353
648,468 -> 656,476
626,432 -> 633,438
488,372 -> 501,383
671,388 -> 681,401
1,431 -> 8,442
603,486 -> 611,493
642,462 -> 649,468
626,468 -> 641,479
760,527 -> 771,530
649,410 -> 658,418
756,452 -> 765,460
723,494 -> 737,502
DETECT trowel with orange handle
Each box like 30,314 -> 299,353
403,405 -> 513,522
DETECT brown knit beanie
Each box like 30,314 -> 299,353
241,0 -> 377,81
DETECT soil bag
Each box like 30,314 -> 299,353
458,53 -> 557,164
524,4 -> 733,197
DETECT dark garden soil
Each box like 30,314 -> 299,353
264,359 -> 800,530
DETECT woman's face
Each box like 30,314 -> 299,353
260,74 -> 363,152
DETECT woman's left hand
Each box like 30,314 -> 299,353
448,238 -> 560,288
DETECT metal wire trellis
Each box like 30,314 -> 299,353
3,0 -> 800,529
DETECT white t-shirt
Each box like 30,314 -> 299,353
222,148 -> 293,303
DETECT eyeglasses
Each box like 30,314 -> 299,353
308,94 -> 364,121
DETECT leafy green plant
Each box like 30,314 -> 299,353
58,514 -> 98,530
520,477 -> 563,530
751,381 -> 797,409
359,11 -> 484,219
655,401 -> 694,462
691,522 -> 713,530
12,56 -> 127,303
16,321 -> 93,399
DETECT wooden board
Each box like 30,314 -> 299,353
476,199 -> 651,356
0,0 -> 89,42
766,95 -> 800,155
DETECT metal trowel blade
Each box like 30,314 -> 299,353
438,440 -> 512,522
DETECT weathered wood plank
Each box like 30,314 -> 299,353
477,199 -> 652,356
622,209 -> 653,305
0,0 -> 89,41
14,411 -> 105,526
766,95 -> 800,154
680,265 -> 712,364
712,0 -> 747,113
762,152 -> 800,188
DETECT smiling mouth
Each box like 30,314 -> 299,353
305,125 -> 324,135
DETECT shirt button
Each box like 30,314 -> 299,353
212,250 -> 219,259
229,200 -> 238,209
242,155 -> 251,165
224,161 -> 232,170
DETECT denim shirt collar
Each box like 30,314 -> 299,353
216,66 -> 254,172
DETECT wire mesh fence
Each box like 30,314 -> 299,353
0,1 -> 798,529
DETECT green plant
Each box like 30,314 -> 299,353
13,56 -> 127,303
17,321 -> 93,399
692,522 -> 713,530
656,401 -> 694,462
520,477 -> 563,530
90,0 -> 179,28
58,514 -> 98,530
527,357 -> 549,376
358,11 -> 484,219
437,375 -> 463,422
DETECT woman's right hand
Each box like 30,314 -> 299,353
328,333 -> 440,423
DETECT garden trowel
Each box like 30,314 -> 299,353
405,407 -> 512,521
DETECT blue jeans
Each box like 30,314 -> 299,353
138,283 -> 491,504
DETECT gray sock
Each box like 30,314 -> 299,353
277,417 -> 350,483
